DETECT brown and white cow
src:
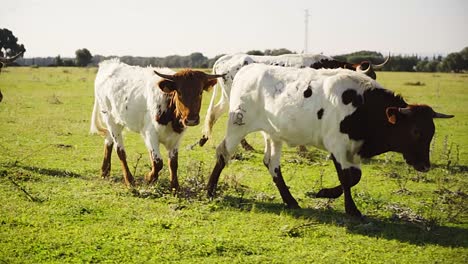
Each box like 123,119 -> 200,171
206,64 -> 453,217
200,53 -> 388,149
90,59 -> 224,189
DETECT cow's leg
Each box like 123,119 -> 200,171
103,117 -> 134,187
316,155 -> 361,199
262,132 -> 272,168
328,154 -> 362,217
207,132 -> 245,198
167,148 -> 179,192
112,132 -> 134,187
265,139 -> 300,209
240,138 -> 255,151
201,93 -> 228,146
101,136 -> 113,178
141,128 -> 163,185
145,149 -> 163,185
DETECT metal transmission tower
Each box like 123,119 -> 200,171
304,9 -> 310,54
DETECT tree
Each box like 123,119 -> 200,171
443,52 -> 464,73
75,48 -> 93,67
246,50 -> 264,56
55,55 -> 64,66
264,48 -> 294,56
0,28 -> 26,58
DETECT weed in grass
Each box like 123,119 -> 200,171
404,81 -> 425,86
47,94 -> 63,105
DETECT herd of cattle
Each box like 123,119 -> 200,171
0,51 -> 454,217
90,53 -> 453,217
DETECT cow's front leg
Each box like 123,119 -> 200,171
316,154 -> 361,199
328,154 -> 362,217
168,148 -> 179,192
340,167 -> 362,217
145,149 -> 163,185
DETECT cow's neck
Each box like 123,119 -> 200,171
341,88 -> 408,158
156,94 -> 185,133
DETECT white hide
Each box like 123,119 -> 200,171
90,59 -> 184,161
220,64 -> 381,170
203,53 -> 333,139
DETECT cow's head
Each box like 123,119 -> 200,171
385,105 -> 453,172
353,56 -> 389,80
154,70 -> 225,126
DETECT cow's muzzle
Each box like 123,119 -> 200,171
184,116 -> 200,126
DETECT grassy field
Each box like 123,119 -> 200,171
0,67 -> 466,263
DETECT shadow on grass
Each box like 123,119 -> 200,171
3,162 -> 84,178
217,195 -> 468,248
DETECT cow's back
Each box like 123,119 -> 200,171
230,64 -> 377,150
94,60 -> 172,132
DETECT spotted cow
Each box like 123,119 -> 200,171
206,64 -> 453,217
200,53 -> 388,149
90,59 -> 224,189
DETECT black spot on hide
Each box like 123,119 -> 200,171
317,108 -> 324,119
303,86 -> 312,98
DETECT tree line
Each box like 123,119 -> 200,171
2,28 -> 467,72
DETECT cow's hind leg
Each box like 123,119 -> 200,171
201,94 -> 229,146
207,132 -> 245,198
105,119 -> 134,187
101,136 -> 113,178
265,139 -> 299,209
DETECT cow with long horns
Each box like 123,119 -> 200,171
0,50 -> 25,103
200,53 -> 388,149
90,59 -> 224,189
206,64 -> 453,217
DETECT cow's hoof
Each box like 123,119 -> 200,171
346,208 -> 362,218
286,202 -> 301,209
199,136 -> 208,147
145,172 -> 157,185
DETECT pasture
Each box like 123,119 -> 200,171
0,67 -> 467,263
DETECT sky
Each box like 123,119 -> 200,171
1,0 -> 467,58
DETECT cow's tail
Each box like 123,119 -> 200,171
90,97 -> 108,135
202,66 -> 221,139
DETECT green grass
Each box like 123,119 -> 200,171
0,67 -> 467,263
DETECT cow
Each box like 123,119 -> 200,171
90,59 -> 224,189
206,64 -> 453,217
0,50 -> 26,103
199,53 -> 388,150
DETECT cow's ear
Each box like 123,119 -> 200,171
158,79 -> 176,93
203,79 -> 218,92
385,107 -> 399,125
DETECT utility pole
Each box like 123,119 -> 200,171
304,9 -> 310,54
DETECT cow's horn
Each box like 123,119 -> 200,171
373,55 -> 390,70
356,61 -> 371,74
205,73 -> 226,79
433,111 -> 454,119
398,107 -> 412,115
154,70 -> 175,80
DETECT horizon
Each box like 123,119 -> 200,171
2,0 -> 467,59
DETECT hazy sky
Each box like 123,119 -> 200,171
1,0 -> 467,58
